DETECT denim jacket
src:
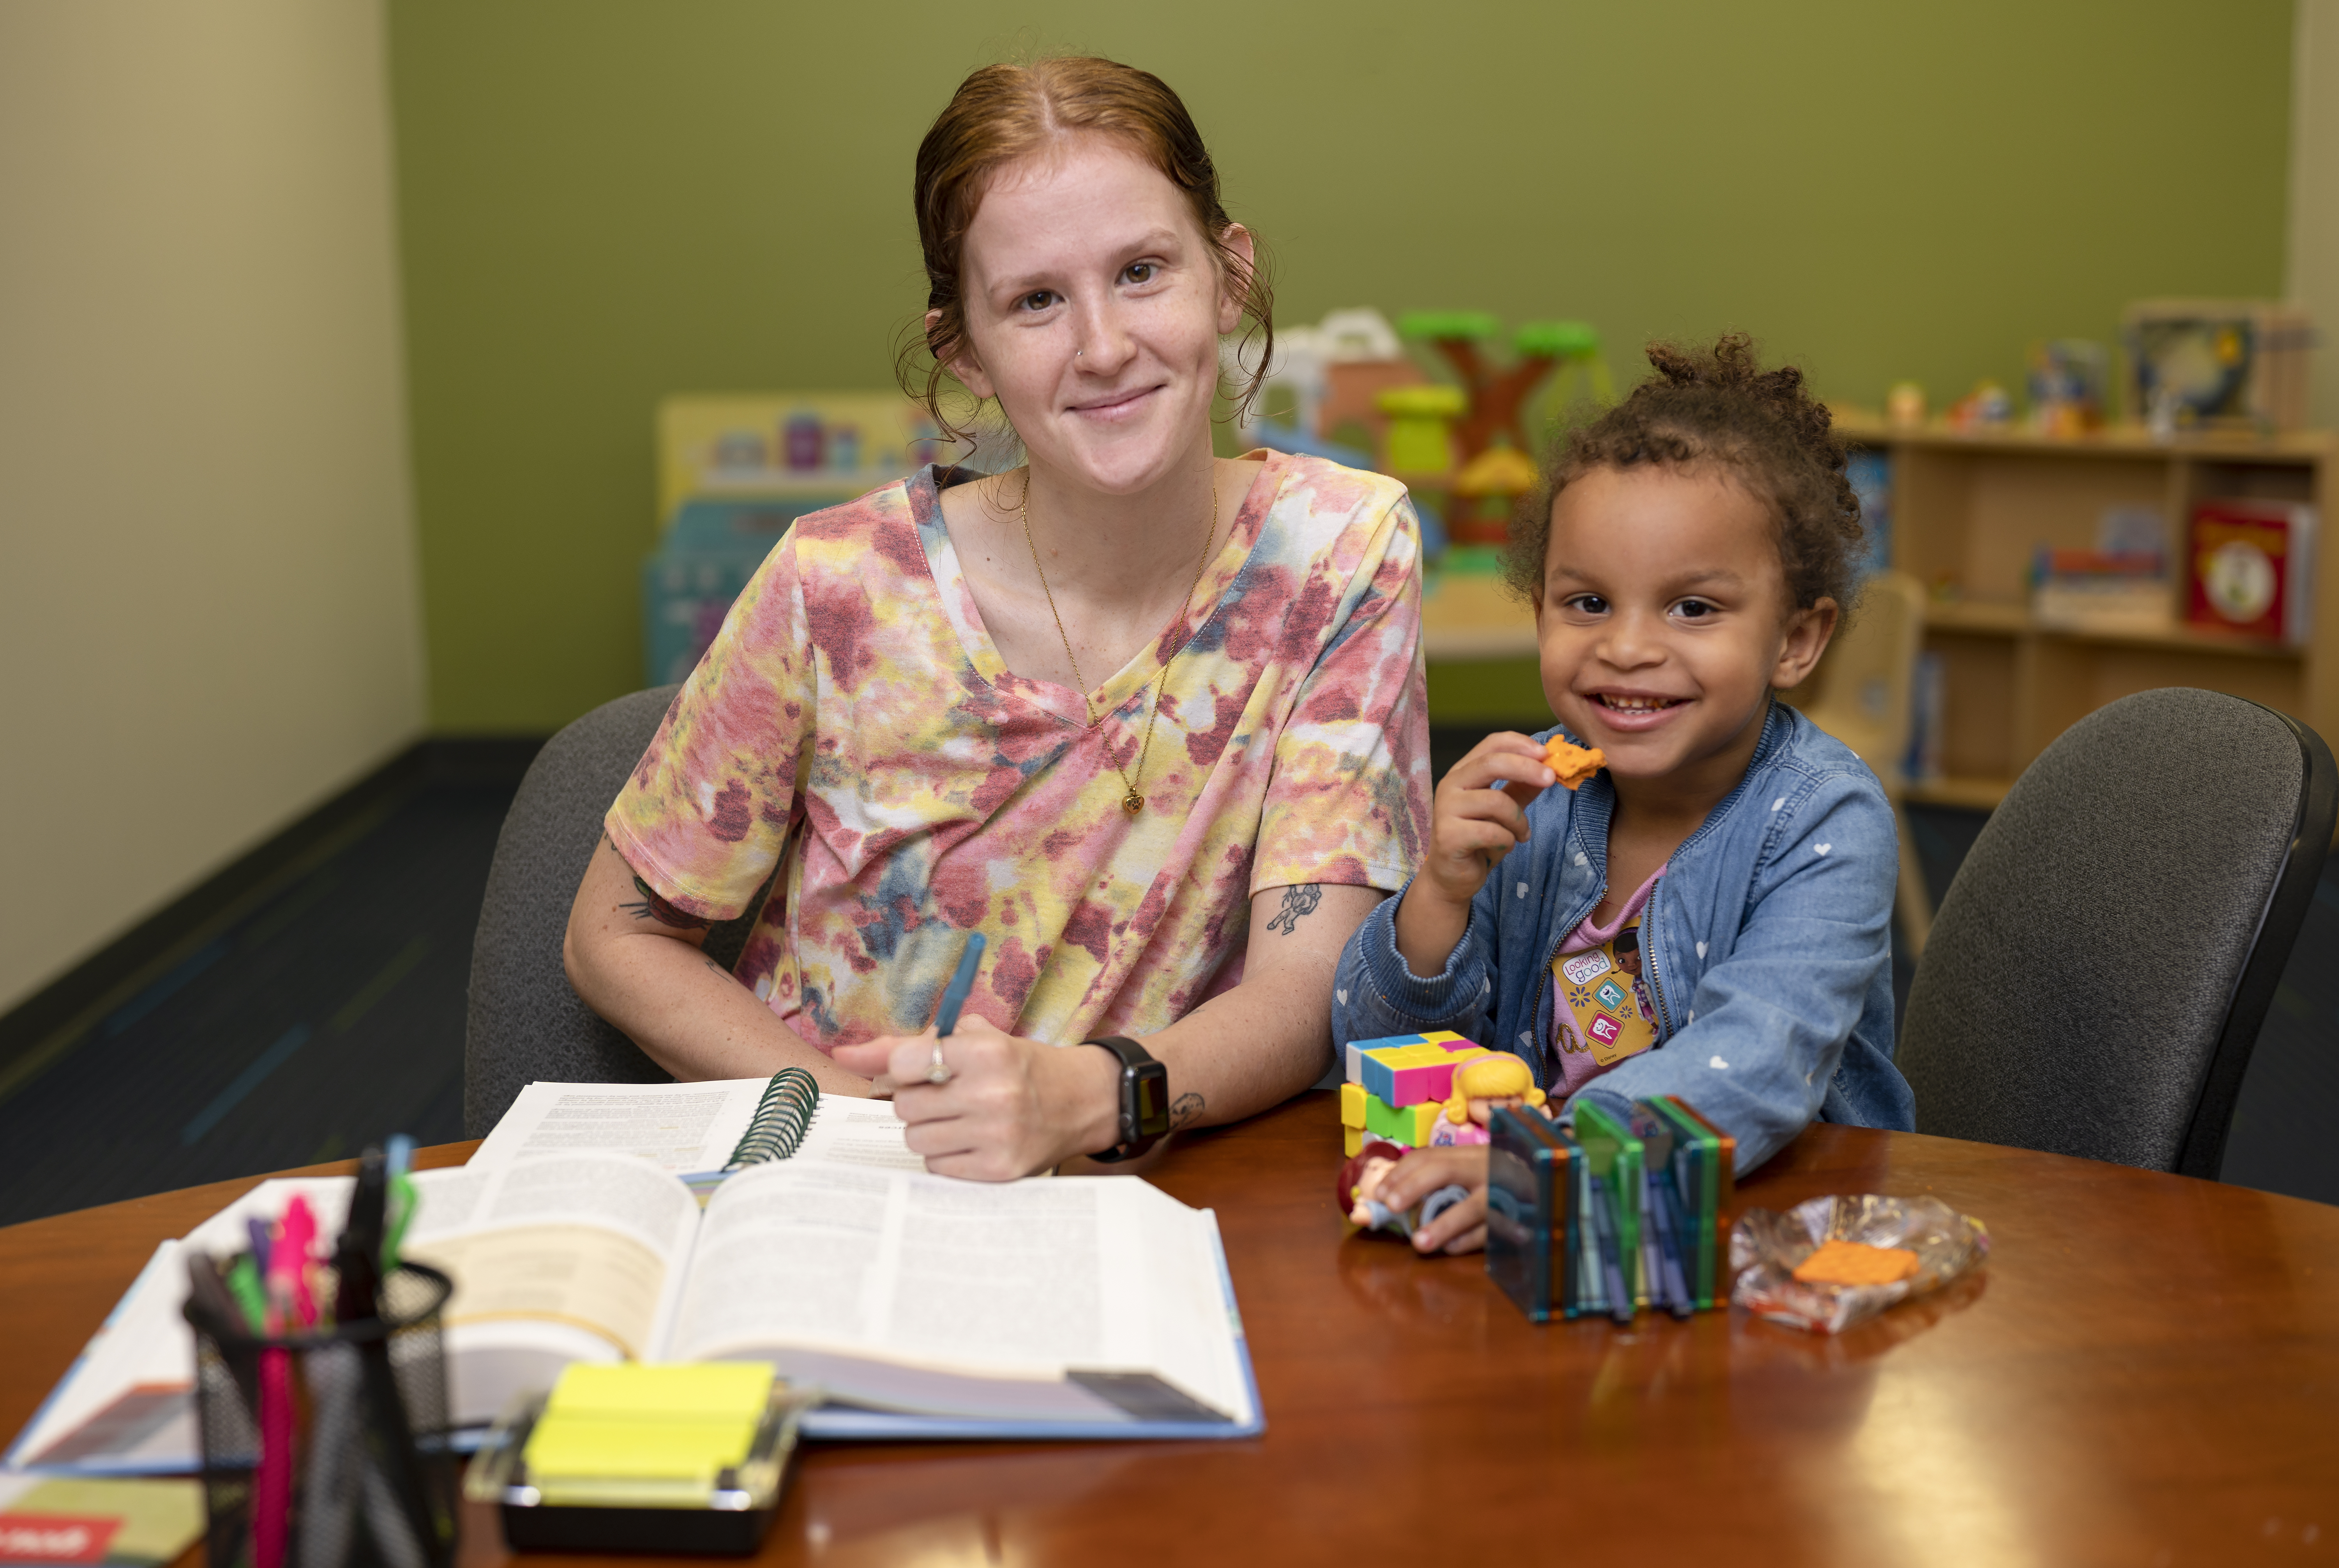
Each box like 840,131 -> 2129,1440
1332,703 -> 1915,1174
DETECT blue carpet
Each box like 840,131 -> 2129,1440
0,778 -> 521,1227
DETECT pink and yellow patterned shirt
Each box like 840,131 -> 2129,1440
605,451 -> 1429,1052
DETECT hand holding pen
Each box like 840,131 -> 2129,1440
920,932 -> 985,1086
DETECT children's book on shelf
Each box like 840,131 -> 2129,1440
2186,498 -> 2317,645
8,1075 -> 1262,1477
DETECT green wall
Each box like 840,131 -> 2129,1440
388,0 -> 2296,733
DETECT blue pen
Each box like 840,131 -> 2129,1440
247,1215 -> 274,1277
934,932 -> 986,1037
385,1134 -> 414,1178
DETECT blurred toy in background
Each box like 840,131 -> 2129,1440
1449,445 -> 1538,546
1945,380 -> 2013,431
1338,1140 -> 1471,1238
2125,299 -> 2312,436
1398,313 -> 1610,465
1886,381 -> 1927,428
1845,448 -> 1893,579
1430,1054 -> 1547,1146
1312,308 -> 1425,458
645,394 -> 948,685
1376,384 -> 1467,477
2026,339 -> 2108,438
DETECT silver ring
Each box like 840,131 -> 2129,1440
925,1039 -> 952,1085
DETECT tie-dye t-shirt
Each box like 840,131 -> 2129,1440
605,450 -> 1430,1052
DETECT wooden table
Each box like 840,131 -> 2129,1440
7,1094 -> 2338,1564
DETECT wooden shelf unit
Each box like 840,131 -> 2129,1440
1842,420 -> 2337,810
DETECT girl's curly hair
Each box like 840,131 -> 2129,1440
1503,334 -> 1864,617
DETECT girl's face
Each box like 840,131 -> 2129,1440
1534,465 -> 1834,796
943,136 -> 1248,496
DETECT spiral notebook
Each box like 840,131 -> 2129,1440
470,1070 -> 927,1195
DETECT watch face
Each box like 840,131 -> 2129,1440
1131,1062 -> 1172,1138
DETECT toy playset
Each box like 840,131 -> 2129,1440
1483,1095 -> 1735,1325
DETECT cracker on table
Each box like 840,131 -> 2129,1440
1792,1238 -> 1921,1287
1542,735 -> 1606,790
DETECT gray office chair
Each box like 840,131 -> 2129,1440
463,685 -> 769,1135
1897,688 -> 2336,1178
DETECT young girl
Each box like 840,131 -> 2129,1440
1331,335 -> 1915,1252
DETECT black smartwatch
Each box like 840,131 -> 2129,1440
1082,1035 -> 1171,1162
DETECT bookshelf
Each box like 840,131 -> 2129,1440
1838,419 -> 2337,810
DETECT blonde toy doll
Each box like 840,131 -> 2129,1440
1429,1052 -> 1547,1147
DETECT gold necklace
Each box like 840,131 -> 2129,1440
1020,466 -> 1220,816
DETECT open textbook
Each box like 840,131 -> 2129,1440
9,1093 -> 1260,1474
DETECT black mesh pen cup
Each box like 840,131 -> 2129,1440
183,1261 -> 458,1568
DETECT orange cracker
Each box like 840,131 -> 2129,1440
1542,735 -> 1606,791
1792,1238 -> 1921,1287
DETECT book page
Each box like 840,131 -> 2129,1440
468,1079 -> 770,1173
787,1095 -> 922,1171
182,1157 -> 705,1427
667,1166 -> 1249,1424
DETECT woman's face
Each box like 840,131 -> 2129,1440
944,136 -> 1248,497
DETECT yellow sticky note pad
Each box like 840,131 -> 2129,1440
526,1363 -> 774,1492
545,1362 -> 772,1421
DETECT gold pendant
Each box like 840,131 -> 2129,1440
1123,791 -> 1144,816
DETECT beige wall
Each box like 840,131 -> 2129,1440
0,1 -> 425,1011
2294,0 -> 2339,426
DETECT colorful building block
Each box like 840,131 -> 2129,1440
1357,1037 -> 1488,1107
1343,1031 -> 1478,1089
1363,1095 -> 1443,1149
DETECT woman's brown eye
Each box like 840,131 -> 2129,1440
1126,263 -> 1154,283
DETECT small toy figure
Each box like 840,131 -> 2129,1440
1429,1053 -> 1547,1147
1543,733 -> 1605,789
1338,1140 -> 1469,1238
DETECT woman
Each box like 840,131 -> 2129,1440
564,57 -> 1428,1180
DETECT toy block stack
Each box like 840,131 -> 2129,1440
1338,1033 -> 1490,1155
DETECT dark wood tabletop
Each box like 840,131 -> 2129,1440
6,1093 -> 2337,1564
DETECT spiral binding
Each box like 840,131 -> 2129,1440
722,1067 -> 821,1170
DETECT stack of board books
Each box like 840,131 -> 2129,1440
1485,1097 -> 1734,1324
7,1074 -> 1262,1478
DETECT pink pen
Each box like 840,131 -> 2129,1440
253,1197 -> 316,1568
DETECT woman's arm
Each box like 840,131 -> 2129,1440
563,837 -> 874,1095
829,881 -> 1382,1180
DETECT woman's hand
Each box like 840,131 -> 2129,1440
830,1018 -> 1122,1181
1395,733 -> 1554,976
1377,1145 -> 1492,1254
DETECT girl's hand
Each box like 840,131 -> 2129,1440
1377,1145 -> 1492,1254
1395,732 -> 1553,976
829,1018 -> 1121,1181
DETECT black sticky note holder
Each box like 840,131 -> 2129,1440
463,1386 -> 812,1556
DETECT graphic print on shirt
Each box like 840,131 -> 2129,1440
1552,919 -> 1660,1068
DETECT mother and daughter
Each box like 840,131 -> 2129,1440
562,56 -> 1915,1234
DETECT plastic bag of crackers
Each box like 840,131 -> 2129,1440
1729,1194 -> 1989,1334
